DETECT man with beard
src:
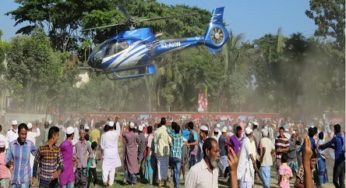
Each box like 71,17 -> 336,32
185,137 -> 239,188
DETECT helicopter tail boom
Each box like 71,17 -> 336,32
203,7 -> 229,53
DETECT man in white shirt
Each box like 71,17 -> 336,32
6,120 -> 18,143
259,128 -> 275,188
26,122 -> 41,145
185,137 -> 220,188
237,127 -> 256,188
26,122 -> 41,175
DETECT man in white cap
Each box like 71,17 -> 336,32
259,128 -> 275,188
27,122 -> 40,145
26,122 -> 41,175
237,127 -> 256,188
100,120 -> 121,186
219,127 -> 229,176
123,122 -> 139,185
197,125 -> 209,162
6,120 -> 18,143
59,126 -> 75,188
212,127 -> 220,143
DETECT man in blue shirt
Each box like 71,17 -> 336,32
6,123 -> 37,188
319,124 -> 345,188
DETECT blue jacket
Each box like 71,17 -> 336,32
320,133 -> 345,162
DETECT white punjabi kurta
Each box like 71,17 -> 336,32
27,128 -> 41,173
6,129 -> 18,143
100,124 -> 122,177
237,137 -> 255,186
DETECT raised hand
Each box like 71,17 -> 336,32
227,147 -> 238,171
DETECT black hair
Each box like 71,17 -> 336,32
281,153 -> 289,163
147,126 -> 153,134
334,124 -> 341,133
171,122 -> 180,134
187,121 -> 194,130
91,141 -> 98,150
308,127 -> 316,137
103,124 -> 111,132
48,126 -> 60,140
236,125 -> 242,132
279,127 -> 285,131
66,133 -> 74,138
252,124 -> 258,129
0,124 -> 2,132
18,123 -> 28,133
160,117 -> 166,125
318,132 -> 324,140
203,137 -> 217,157
85,134 -> 90,141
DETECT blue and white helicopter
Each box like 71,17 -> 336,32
86,7 -> 229,79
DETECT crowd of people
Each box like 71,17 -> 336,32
0,116 -> 344,188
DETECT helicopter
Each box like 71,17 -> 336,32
85,7 -> 229,80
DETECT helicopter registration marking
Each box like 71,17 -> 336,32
161,42 -> 181,49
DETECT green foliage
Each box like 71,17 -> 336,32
306,0 -> 345,49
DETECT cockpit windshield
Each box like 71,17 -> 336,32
88,39 -> 129,68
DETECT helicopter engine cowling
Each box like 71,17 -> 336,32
203,7 -> 229,53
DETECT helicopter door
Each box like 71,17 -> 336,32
88,39 -> 129,68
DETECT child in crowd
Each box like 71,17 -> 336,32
0,140 -> 10,188
279,153 -> 293,188
87,141 -> 98,188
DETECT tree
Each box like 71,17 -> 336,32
306,0 -> 345,49
7,0 -> 116,51
6,28 -> 64,111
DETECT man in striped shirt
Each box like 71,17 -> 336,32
275,126 -> 289,182
33,126 -> 64,188
6,123 -> 37,188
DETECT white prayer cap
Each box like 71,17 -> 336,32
245,127 -> 253,134
48,120 -> 52,124
12,120 -> 18,125
216,124 -> 221,128
138,125 -> 144,131
108,121 -> 114,127
129,122 -> 135,129
253,121 -> 259,126
214,128 -> 220,133
292,130 -> 296,135
84,124 -> 90,130
200,125 -> 208,132
66,126 -> 74,134
27,123 -> 33,129
221,127 -> 228,133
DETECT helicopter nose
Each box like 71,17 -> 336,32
87,56 -> 102,68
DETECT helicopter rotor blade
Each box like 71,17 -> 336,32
137,13 -> 198,23
82,22 -> 126,31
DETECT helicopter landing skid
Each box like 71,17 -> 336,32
106,64 -> 156,80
